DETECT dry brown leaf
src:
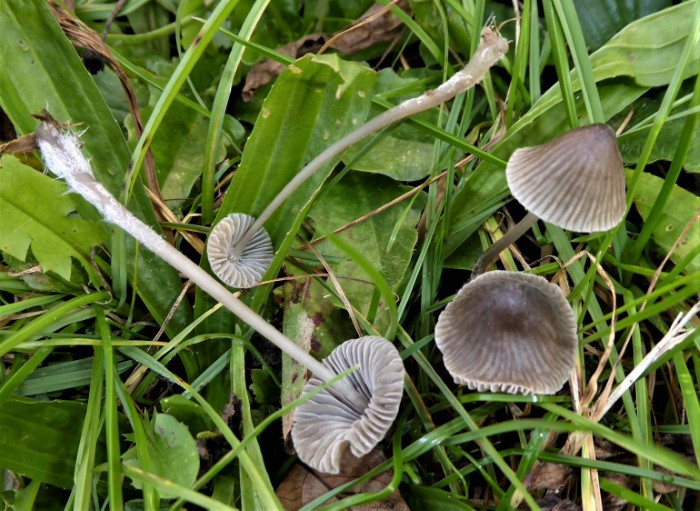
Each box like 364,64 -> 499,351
243,1 -> 409,101
321,0 -> 408,55
0,133 -> 38,155
276,450 -> 408,511
242,34 -> 328,102
524,461 -> 572,492
532,494 -> 581,511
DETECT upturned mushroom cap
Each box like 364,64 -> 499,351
291,336 -> 405,474
435,271 -> 577,395
506,124 -> 626,232
207,213 -> 274,288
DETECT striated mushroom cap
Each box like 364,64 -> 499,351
207,213 -> 274,288
506,124 -> 626,232
435,271 -> 577,395
291,336 -> 405,474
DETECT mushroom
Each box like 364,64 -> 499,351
207,213 -> 274,288
227,27 -> 509,262
34,117 -> 376,408
291,336 -> 405,474
473,124 -> 626,275
434,271 -> 577,395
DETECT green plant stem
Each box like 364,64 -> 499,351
233,26 -> 509,251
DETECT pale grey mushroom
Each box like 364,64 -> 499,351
291,336 -> 405,474
435,271 -> 577,395
207,213 -> 274,288
473,124 -> 626,275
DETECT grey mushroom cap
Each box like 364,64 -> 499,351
207,213 -> 274,288
291,336 -> 405,474
435,271 -> 577,395
506,124 -> 626,232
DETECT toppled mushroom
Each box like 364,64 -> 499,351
207,213 -> 274,288
473,124 -> 626,275
434,271 -> 577,395
291,336 -> 405,474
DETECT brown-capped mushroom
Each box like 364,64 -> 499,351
434,271 -> 577,395
291,336 -> 405,474
207,213 -> 274,288
473,124 -> 626,275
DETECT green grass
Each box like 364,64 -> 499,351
0,0 -> 698,510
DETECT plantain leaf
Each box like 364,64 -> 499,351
574,0 -> 672,51
0,156 -> 107,281
195,53 -> 376,334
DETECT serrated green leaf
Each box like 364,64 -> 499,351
0,0 -> 192,334
0,396 -> 87,489
629,170 -> 700,273
160,394 -> 214,434
0,155 -> 107,281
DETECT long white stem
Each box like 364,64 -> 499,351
235,26 -> 509,250
35,121 -> 366,405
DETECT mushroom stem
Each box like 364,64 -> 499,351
234,26 -> 509,251
35,121 -> 367,405
472,211 -> 538,276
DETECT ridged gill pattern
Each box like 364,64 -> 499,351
291,336 -> 405,474
506,124 -> 626,232
435,271 -> 577,395
207,213 -> 274,288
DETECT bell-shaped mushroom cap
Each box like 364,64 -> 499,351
435,271 -> 577,395
207,213 -> 274,288
291,336 -> 405,474
506,124 -> 626,232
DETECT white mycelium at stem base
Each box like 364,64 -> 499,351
34,120 -> 366,405
233,25 -> 510,252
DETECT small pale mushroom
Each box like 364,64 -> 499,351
473,124 -> 626,275
434,271 -> 577,395
207,213 -> 274,288
291,336 -> 405,474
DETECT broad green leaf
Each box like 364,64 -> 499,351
574,0 -> 672,51
343,69 -> 438,181
628,170 -> 699,273
308,172 -> 421,331
448,2 -> 698,254
0,0 -> 191,333
0,156 -> 107,282
196,53 -> 376,331
0,396 -> 87,489
617,87 -> 700,172
123,413 -> 199,499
